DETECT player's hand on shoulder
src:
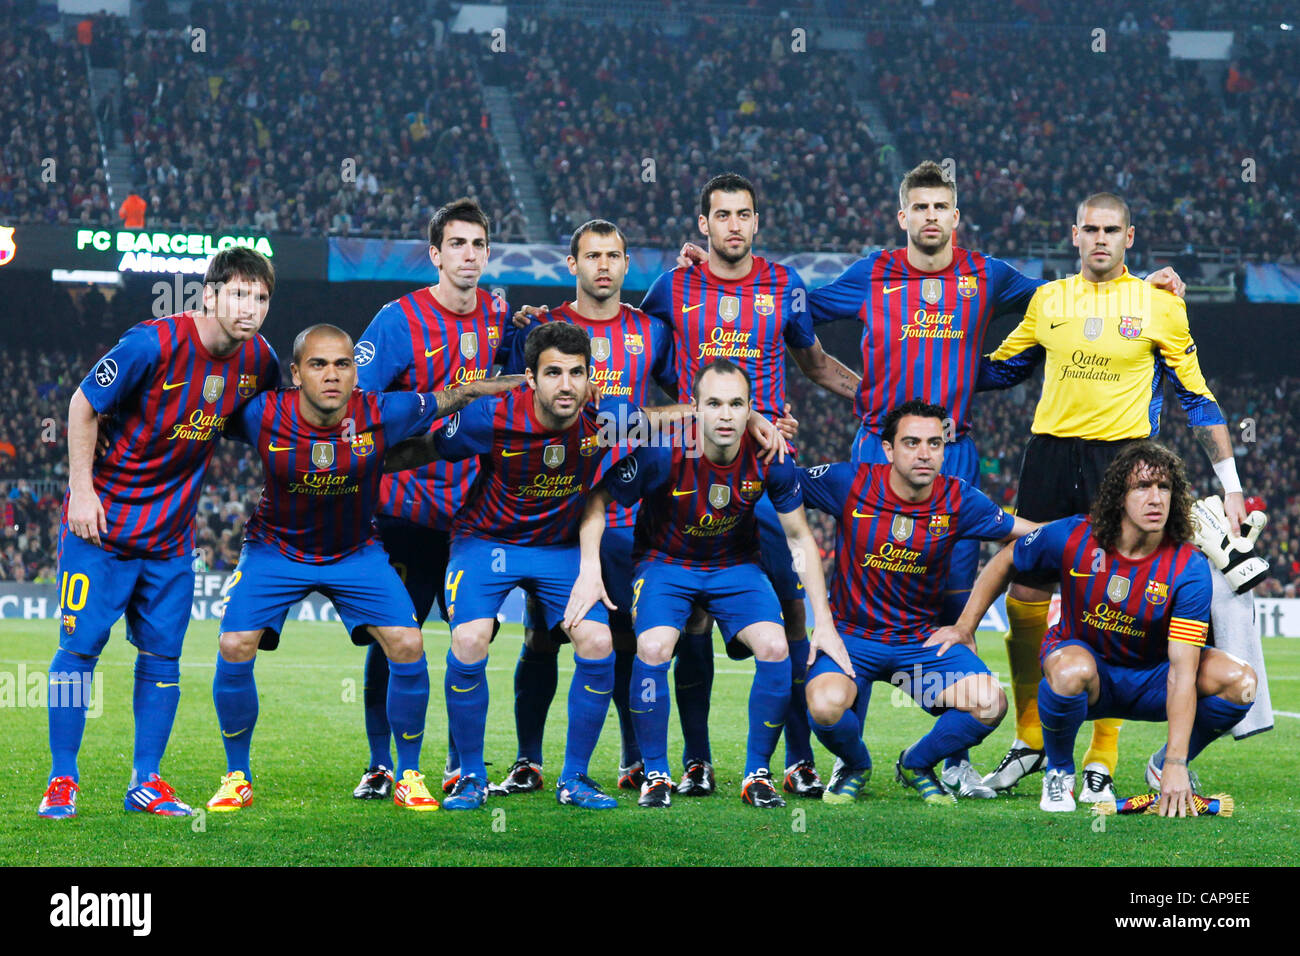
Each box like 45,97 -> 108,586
924,625 -> 975,658
677,242 -> 707,269
512,304 -> 548,329
775,403 -> 799,441
747,414 -> 784,463
563,566 -> 616,631
807,621 -> 854,678
1155,763 -> 1197,818
67,486 -> 108,547
1144,266 -> 1185,300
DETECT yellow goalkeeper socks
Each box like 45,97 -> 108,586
1083,718 -> 1123,775
1005,596 -> 1050,751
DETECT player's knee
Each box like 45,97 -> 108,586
751,635 -> 789,662
972,678 -> 1007,724
1229,662 -> 1258,705
637,637 -> 674,666
218,631 -> 259,663
806,677 -> 852,725
451,628 -> 491,664
383,628 -> 424,664
1045,651 -> 1093,696
685,605 -> 711,632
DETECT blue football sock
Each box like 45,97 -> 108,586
613,648 -> 641,767
513,644 -> 558,764
1037,680 -> 1087,774
937,591 -> 971,771
783,639 -> 814,767
904,710 -> 995,772
853,677 -> 873,767
363,642 -> 392,769
944,749 -> 971,771
674,629 -> 713,767
811,707 -> 873,772
1187,694 -> 1252,762
748,658 -> 793,776
561,652 -> 614,782
386,655 -> 430,779
444,651 -> 489,782
446,728 -> 459,772
631,657 -> 672,777
131,653 -> 181,784
47,648 -> 98,783
213,655 -> 258,779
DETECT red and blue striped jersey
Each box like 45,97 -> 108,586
1014,515 -> 1212,667
640,257 -> 815,421
606,426 -> 802,569
71,311 -> 279,558
435,385 -> 635,546
807,248 -> 1040,436
228,388 -> 445,564
800,462 -> 1013,643
355,286 -> 513,531
505,301 -> 677,529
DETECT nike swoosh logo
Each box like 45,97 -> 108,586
763,720 -> 783,728
162,381 -> 185,390
155,682 -> 179,689
425,346 -> 446,357
450,683 -> 480,693
1049,321 -> 1069,330
630,708 -> 651,714
1068,569 -> 1095,577
584,685 -> 613,695
401,731 -> 423,740
851,509 -> 876,518
502,449 -> 527,458
49,680 -> 77,686
222,727 -> 248,738
268,443 -> 292,452
883,285 -> 905,294
681,303 -> 704,313
672,489 -> 694,496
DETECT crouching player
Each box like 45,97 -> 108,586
935,441 -> 1255,815
568,359 -> 847,809
206,324 -> 518,813
799,400 -> 1038,805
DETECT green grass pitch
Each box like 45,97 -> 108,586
2,620 -> 1297,866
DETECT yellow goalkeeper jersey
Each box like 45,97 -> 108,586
979,268 -> 1224,440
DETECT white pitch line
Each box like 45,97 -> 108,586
1273,711 -> 1300,719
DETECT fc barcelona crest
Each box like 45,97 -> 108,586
708,484 -> 731,509
891,514 -> 914,542
237,373 -> 258,398
312,441 -> 335,470
739,480 -> 764,502
718,295 -> 740,323
754,293 -> 775,316
928,514 -> 950,537
1144,580 -> 1168,606
957,275 -> 978,299
1083,317 -> 1104,341
1106,574 -> 1131,603
922,279 -> 942,305
460,332 -> 479,359
487,324 -> 502,348
590,337 -> 611,363
351,432 -> 375,457
1118,315 -> 1143,339
202,375 -> 225,403
62,614 -> 76,633
623,332 -> 644,355
543,444 -> 565,469
580,434 -> 602,457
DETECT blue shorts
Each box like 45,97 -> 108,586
220,540 -> 419,644
1046,640 -> 1170,722
376,516 -> 451,626
808,628 -> 991,715
524,525 -> 636,639
445,537 -> 608,631
851,425 -> 982,596
630,559 -> 783,646
56,524 -> 193,658
755,494 -> 803,603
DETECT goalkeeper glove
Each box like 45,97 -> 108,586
1190,495 -> 1269,594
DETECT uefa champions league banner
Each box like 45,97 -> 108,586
1244,263 -> 1300,304
327,236 -> 1048,291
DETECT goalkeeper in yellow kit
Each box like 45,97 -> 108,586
973,192 -> 1249,801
